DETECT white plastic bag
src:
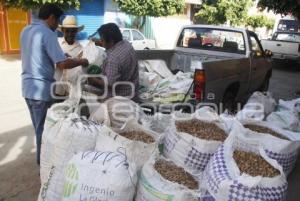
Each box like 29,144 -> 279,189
277,98 -> 300,113
39,114 -> 102,201
139,60 -> 173,79
267,110 -> 300,132
236,91 -> 276,121
82,41 -> 106,67
95,119 -> 159,170
139,71 -> 162,90
163,107 -> 229,176
135,154 -> 201,201
62,150 -> 137,201
202,131 -> 288,201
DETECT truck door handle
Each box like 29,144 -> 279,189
276,44 -> 281,47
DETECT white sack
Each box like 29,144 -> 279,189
39,114 -> 102,201
139,60 -> 173,79
96,119 -> 159,170
236,91 -> 276,121
267,110 -> 300,132
163,107 -> 229,176
135,154 -> 202,201
62,150 -> 137,201
238,120 -> 300,176
202,130 -> 288,201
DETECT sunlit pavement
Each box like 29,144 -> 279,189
0,55 -> 299,201
0,55 -> 39,201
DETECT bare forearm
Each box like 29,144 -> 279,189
88,77 -> 105,87
57,58 -> 89,70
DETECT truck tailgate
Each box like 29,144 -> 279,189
261,40 -> 299,56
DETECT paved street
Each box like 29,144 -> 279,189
269,61 -> 300,101
270,61 -> 300,201
0,55 -> 299,201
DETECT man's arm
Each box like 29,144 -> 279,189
88,77 -> 105,87
45,33 -> 89,70
56,58 -> 89,70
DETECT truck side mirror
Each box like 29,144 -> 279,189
251,51 -> 263,57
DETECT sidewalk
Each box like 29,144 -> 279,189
0,54 -> 39,201
0,54 -> 31,133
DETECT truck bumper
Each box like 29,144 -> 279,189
272,53 -> 300,61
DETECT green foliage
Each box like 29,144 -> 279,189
258,0 -> 300,19
113,0 -> 185,17
0,0 -> 80,10
195,0 -> 253,26
246,15 -> 275,30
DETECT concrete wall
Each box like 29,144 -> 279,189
151,16 -> 191,49
104,0 -> 192,49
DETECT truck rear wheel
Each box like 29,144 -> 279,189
222,90 -> 237,114
259,77 -> 270,92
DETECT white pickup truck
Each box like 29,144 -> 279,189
261,32 -> 300,62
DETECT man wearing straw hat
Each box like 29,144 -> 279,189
58,15 -> 84,58
55,15 -> 85,96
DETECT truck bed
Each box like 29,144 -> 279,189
136,49 -> 244,72
136,49 -> 251,105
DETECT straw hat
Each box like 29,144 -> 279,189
58,15 -> 84,32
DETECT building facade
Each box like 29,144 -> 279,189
0,0 -> 202,54
0,4 -> 30,54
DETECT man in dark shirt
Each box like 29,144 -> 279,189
90,23 -> 139,102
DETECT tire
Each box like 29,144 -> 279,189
222,90 -> 237,114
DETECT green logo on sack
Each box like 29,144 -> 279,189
63,164 -> 79,198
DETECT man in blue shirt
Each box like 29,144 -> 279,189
20,3 -> 89,165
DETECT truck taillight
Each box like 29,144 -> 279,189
193,70 -> 205,101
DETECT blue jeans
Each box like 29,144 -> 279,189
25,99 -> 52,165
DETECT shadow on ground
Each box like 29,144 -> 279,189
0,126 -> 40,201
272,61 -> 300,72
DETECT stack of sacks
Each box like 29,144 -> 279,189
141,72 -> 193,104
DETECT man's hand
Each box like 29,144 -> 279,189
91,38 -> 104,47
57,58 -> 89,70
80,58 -> 89,67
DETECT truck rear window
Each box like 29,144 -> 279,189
274,33 -> 300,43
177,28 -> 246,54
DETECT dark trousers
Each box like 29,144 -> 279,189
25,99 -> 52,165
